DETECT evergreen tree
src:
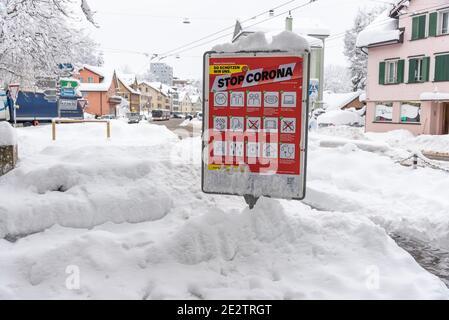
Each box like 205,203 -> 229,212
344,7 -> 385,91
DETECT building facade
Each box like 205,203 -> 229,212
358,0 -> 449,135
137,82 -> 171,111
116,76 -> 141,113
77,66 -> 121,117
150,63 -> 174,86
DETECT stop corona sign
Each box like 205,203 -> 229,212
202,51 -> 310,202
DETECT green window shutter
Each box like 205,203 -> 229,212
379,62 -> 386,85
419,15 -> 427,39
422,57 -> 430,82
429,12 -> 438,37
397,60 -> 405,83
412,16 -> 419,40
435,55 -> 449,81
408,59 -> 417,83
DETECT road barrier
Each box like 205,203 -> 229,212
52,119 -> 111,141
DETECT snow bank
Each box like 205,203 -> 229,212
1,198 -> 447,299
317,110 -> 363,127
320,138 -> 390,153
356,10 -> 401,48
0,122 -> 17,146
0,121 -> 179,238
212,31 -> 310,53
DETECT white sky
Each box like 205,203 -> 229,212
85,0 -> 387,80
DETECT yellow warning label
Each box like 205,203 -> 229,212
209,65 -> 248,75
208,164 -> 246,172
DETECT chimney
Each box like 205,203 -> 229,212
285,11 -> 293,31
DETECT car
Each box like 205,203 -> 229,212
99,114 -> 116,120
185,114 -> 193,121
172,112 -> 184,119
127,112 -> 141,124
196,112 -> 203,121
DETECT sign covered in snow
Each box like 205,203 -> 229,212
202,51 -> 309,202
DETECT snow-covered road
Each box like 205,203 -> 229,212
1,121 -> 449,299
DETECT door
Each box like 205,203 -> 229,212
443,103 -> 449,134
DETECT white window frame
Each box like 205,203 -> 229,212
439,9 -> 449,35
400,102 -> 421,123
385,60 -> 398,84
374,102 -> 394,122
414,58 -> 424,82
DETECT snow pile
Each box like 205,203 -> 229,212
0,122 -> 17,146
421,92 -> 449,101
317,110 -> 363,127
356,9 -> 401,48
1,122 -> 449,298
213,31 -> 310,53
1,198 -> 447,299
0,121 -> 179,238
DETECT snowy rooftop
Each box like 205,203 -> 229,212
79,65 -> 115,92
323,91 -> 364,111
356,9 -> 402,48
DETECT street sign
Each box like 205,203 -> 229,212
36,79 -> 57,90
202,51 -> 309,204
58,63 -> 74,72
60,88 -> 77,98
8,84 -> 20,102
78,99 -> 88,110
60,79 -> 79,89
59,99 -> 78,111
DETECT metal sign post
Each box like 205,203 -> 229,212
8,84 -> 20,127
202,51 -> 310,209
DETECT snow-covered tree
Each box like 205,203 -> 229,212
324,64 -> 352,93
0,0 -> 102,85
344,6 -> 386,91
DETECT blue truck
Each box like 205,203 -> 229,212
14,91 -> 84,123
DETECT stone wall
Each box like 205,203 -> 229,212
0,145 -> 18,176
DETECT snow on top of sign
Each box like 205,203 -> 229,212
212,31 -> 311,53
420,92 -> 449,101
0,122 -> 17,146
356,9 -> 401,48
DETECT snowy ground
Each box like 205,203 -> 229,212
1,121 -> 449,299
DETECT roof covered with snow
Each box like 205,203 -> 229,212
79,66 -> 115,92
323,91 -> 364,111
356,8 -> 402,48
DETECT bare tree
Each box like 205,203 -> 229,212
0,0 -> 102,85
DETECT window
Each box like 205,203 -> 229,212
440,10 -> 449,35
386,61 -> 398,84
408,57 -> 430,83
375,102 -> 393,122
79,77 -> 84,83
412,14 -> 427,40
401,102 -> 421,123
435,54 -> 449,82
88,77 -> 94,83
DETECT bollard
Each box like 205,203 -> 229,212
413,153 -> 418,170
52,120 -> 56,141
107,121 -> 111,139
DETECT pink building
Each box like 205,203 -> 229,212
357,0 -> 449,135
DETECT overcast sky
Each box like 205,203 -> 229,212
85,0 -> 388,80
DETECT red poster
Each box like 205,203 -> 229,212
207,55 -> 304,175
